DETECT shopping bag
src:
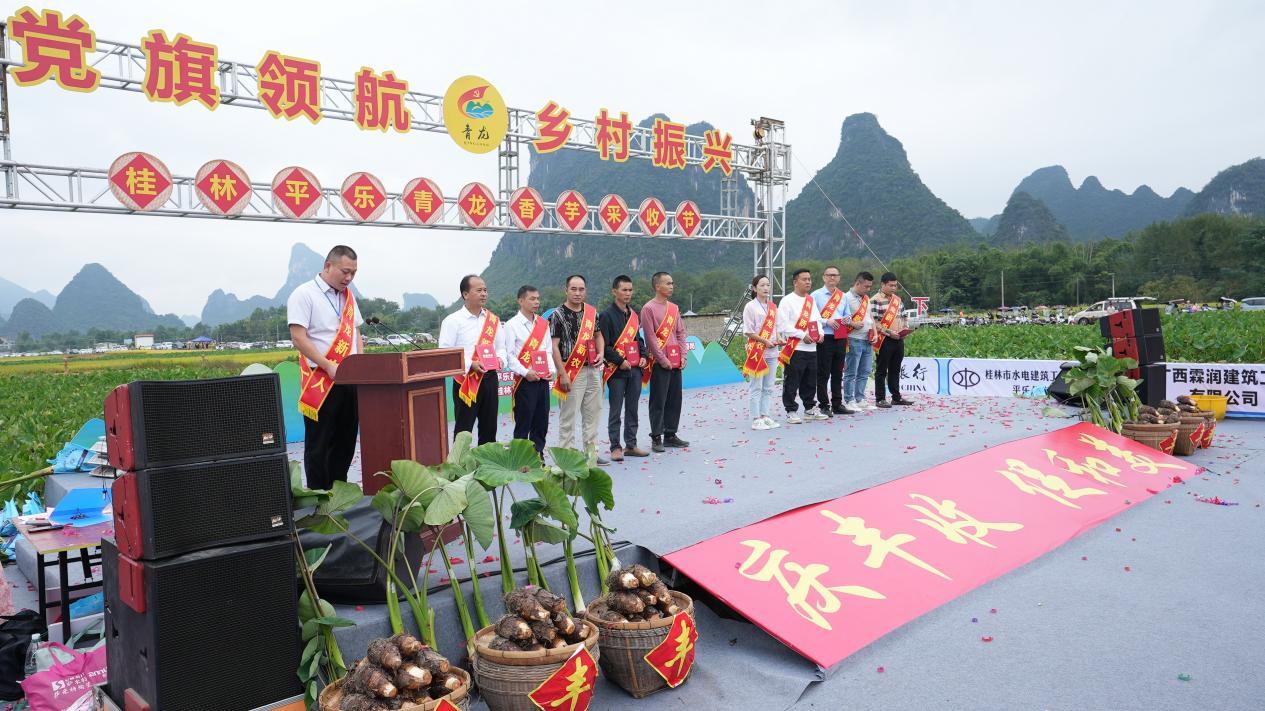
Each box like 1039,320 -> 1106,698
19,642 -> 106,711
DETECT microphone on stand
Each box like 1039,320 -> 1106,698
365,316 -> 426,351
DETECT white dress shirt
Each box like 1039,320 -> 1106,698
286,276 -> 363,367
503,311 -> 557,379
776,291 -> 823,353
438,306 -> 508,372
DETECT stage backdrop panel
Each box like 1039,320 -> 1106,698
663,422 -> 1201,669
1165,362 -> 1265,419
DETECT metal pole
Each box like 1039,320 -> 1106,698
1110,273 -> 1116,299
1000,270 -> 1005,309
0,21 -> 16,199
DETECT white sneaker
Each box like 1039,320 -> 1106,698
805,407 -> 829,421
843,400 -> 856,411
762,416 -> 781,429
865,401 -> 878,411
752,418 -> 770,431
787,412 -> 803,424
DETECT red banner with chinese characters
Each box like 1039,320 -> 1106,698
663,422 -> 1201,669
527,643 -> 597,711
644,612 -> 698,688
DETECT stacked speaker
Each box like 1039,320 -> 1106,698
1100,308 -> 1167,406
102,374 -> 302,710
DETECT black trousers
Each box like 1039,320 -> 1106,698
814,336 -> 846,410
648,364 -> 682,438
452,372 -> 499,445
607,367 -> 642,449
512,378 -> 551,457
782,350 -> 818,413
874,338 -> 905,402
303,383 -> 359,490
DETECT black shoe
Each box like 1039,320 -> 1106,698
892,398 -> 915,406
876,400 -> 892,409
664,434 -> 690,448
651,436 -> 665,453
831,406 -> 850,415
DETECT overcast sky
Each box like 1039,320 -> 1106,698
2,0 -> 1262,315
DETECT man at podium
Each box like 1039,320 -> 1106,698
287,245 -> 364,489
439,275 -> 507,445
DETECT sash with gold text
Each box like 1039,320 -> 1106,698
871,294 -> 903,353
298,289 -> 357,421
511,315 -> 551,399
554,304 -> 597,399
743,301 -> 778,378
456,311 -> 500,406
778,296 -> 814,367
603,309 -> 641,385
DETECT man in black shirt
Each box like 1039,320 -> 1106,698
598,275 -> 650,462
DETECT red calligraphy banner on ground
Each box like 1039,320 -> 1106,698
663,422 -> 1201,669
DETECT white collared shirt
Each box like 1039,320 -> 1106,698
776,291 -> 823,353
438,306 -> 508,372
504,311 -> 557,378
286,276 -> 363,366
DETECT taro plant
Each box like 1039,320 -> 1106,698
1061,345 -> 1142,433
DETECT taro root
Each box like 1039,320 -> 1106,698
634,588 -> 658,608
547,637 -> 568,649
346,663 -> 398,699
534,587 -> 569,615
519,641 -> 547,652
394,663 -> 430,691
341,692 -> 388,711
606,569 -> 639,591
488,636 -> 522,652
505,588 -> 550,621
660,598 -> 683,616
366,638 -> 404,671
628,564 -> 659,587
388,633 -> 423,657
552,610 -> 578,637
599,610 -> 629,623
416,648 -> 450,675
564,620 -> 591,643
430,671 -> 463,693
642,606 -> 664,621
608,590 -> 646,615
495,614 -> 533,641
647,580 -> 672,605
1176,395 -> 1194,405
625,612 -> 645,622
529,619 -> 558,642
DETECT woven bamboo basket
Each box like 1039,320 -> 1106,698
1199,410 -> 1217,448
319,666 -> 471,711
470,620 -> 601,711
584,591 -> 695,698
1120,422 -> 1180,454
1174,414 -> 1205,455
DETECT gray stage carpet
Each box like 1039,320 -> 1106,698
10,386 -> 1262,709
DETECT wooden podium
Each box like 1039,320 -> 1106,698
336,348 -> 465,494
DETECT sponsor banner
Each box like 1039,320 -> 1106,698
1165,362 -> 1265,419
664,422 -> 1199,669
903,357 -> 1065,399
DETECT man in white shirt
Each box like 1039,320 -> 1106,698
504,285 -> 554,457
777,268 -> 828,424
287,245 -> 365,489
438,275 -> 507,445
841,271 -> 877,411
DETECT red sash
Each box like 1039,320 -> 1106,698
743,300 -> 778,378
778,295 -> 814,366
603,309 -> 641,385
456,311 -> 500,406
871,294 -> 902,353
298,288 -> 356,421
510,314 -> 550,402
642,302 -> 680,387
554,304 -> 597,399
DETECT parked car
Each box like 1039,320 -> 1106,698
1242,297 -> 1265,312
1070,297 -> 1155,325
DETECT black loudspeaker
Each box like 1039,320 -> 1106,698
103,537 -> 302,711
105,374 -> 286,471
112,454 -> 292,560
1046,362 -> 1082,406
1112,334 -> 1166,367
1137,363 -> 1167,407
297,498 -> 424,604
